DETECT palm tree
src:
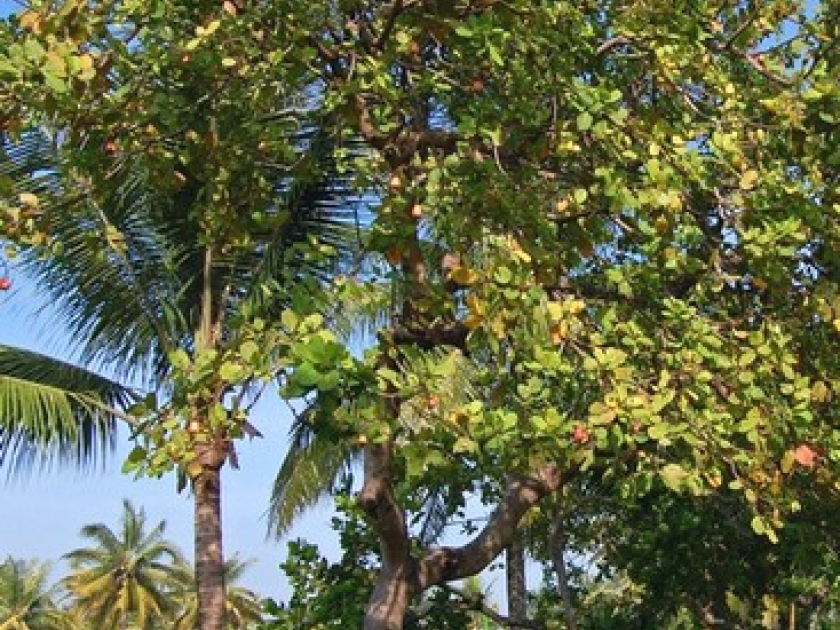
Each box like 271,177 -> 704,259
170,556 -> 263,630
63,500 -> 183,630
0,557 -> 69,630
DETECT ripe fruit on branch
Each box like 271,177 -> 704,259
572,425 -> 589,443
410,203 -> 423,219
389,174 -> 404,191
0,277 -> 11,291
469,78 -> 485,93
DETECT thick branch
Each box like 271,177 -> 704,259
390,321 -> 470,350
360,441 -> 415,630
354,94 -> 462,164
417,463 -> 563,588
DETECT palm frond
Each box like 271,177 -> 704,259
417,488 -> 452,547
0,345 -> 134,478
268,413 -> 357,538
233,120 -> 372,322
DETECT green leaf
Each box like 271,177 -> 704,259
576,111 -> 593,131
293,362 -> 321,388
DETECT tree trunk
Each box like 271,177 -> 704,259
365,560 -> 414,630
506,537 -> 528,626
550,501 -> 577,630
360,443 -> 415,630
193,444 -> 226,630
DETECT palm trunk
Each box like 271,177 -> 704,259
192,246 -> 227,630
193,444 -> 226,630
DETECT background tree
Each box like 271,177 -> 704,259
0,344 -> 132,478
0,557 -> 69,630
63,500 -> 183,630
0,134 -> 133,478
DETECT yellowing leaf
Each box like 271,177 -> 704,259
550,322 -> 567,345
547,301 -> 563,320
811,380 -> 830,402
464,312 -> 484,330
77,53 -> 94,71
18,11 -> 42,33
566,299 -> 586,315
449,266 -> 479,286
739,169 -> 759,190
780,450 -> 796,474
18,192 -> 39,207
465,293 -> 483,315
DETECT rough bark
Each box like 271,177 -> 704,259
506,537 -> 528,625
193,442 -> 227,630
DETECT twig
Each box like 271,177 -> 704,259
596,35 -> 633,55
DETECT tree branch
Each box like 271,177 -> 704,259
417,463 -> 564,588
596,35 -> 634,55
389,321 -> 470,350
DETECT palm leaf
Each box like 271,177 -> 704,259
0,345 -> 133,477
268,413 -> 357,538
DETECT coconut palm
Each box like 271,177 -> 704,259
62,500 -> 183,630
0,557 -> 69,630
170,556 -> 263,630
